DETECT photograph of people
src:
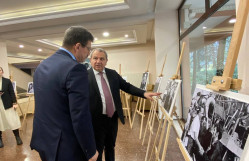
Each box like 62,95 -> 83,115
161,80 -> 179,113
27,82 -> 34,94
140,72 -> 149,90
181,86 -> 249,161
153,76 -> 162,93
0,67 -> 23,148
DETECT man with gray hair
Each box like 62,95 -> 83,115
31,26 -> 98,161
88,48 -> 160,161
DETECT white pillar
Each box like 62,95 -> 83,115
154,2 -> 181,118
236,0 -> 249,95
0,41 -> 10,78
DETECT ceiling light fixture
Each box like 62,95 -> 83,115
94,37 -> 98,41
19,45 -> 24,48
229,18 -> 236,24
203,26 -> 207,29
124,34 -> 129,38
103,32 -> 109,37
38,49 -> 43,52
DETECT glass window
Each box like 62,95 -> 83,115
181,0 -> 236,119
179,0 -> 206,35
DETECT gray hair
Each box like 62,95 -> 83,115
90,48 -> 108,59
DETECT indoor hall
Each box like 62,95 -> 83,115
1,0 -> 249,161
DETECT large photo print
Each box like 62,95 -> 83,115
181,85 -> 249,161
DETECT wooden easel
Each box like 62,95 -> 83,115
142,55 -> 167,160
176,138 -> 192,161
206,0 -> 249,91
147,42 -> 185,161
131,60 -> 150,139
121,91 -> 132,128
21,93 -> 34,131
148,105 -> 174,161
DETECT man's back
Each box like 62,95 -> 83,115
31,50 -> 96,161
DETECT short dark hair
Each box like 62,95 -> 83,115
62,26 -> 94,48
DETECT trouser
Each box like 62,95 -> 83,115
94,112 -> 118,161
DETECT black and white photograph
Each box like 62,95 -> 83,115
153,76 -> 163,93
140,72 -> 149,90
161,79 -> 181,115
27,82 -> 34,94
12,81 -> 16,93
181,85 -> 249,161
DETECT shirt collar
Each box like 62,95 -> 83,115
93,68 -> 106,76
60,47 -> 76,61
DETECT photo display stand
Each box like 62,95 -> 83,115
147,43 -> 185,161
148,105 -> 174,161
22,82 -> 35,131
206,0 -> 249,91
142,55 -> 167,161
131,60 -> 150,139
179,85 -> 249,161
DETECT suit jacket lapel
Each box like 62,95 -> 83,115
89,68 -> 101,97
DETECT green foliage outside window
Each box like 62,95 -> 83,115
190,36 -> 238,94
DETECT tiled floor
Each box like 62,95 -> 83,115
0,103 -> 184,161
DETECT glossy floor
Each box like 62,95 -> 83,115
0,106 -> 184,161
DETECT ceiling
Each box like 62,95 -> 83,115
0,0 -> 158,65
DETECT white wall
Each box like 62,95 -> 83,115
104,42 -> 157,87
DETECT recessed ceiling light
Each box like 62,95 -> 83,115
229,18 -> 236,23
124,34 -> 129,38
203,26 -> 207,29
19,45 -> 24,48
38,48 -> 43,52
94,37 -> 98,41
103,32 -> 109,37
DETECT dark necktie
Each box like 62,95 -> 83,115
99,72 -> 114,117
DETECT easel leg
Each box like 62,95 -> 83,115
139,99 -> 146,139
142,100 -> 154,145
21,96 -> 31,132
161,120 -> 172,161
131,97 -> 140,128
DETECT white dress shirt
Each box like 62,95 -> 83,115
92,68 -> 116,114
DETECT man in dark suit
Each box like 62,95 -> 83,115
30,26 -> 98,161
88,48 -> 160,161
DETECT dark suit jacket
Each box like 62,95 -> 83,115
30,49 -> 96,161
1,77 -> 17,109
88,68 -> 145,124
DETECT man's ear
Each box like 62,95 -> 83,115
75,43 -> 81,50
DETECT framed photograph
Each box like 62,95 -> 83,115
153,76 -> 163,93
161,79 -> 181,115
27,82 -> 34,94
181,84 -> 249,161
140,72 -> 149,90
12,81 -> 16,93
